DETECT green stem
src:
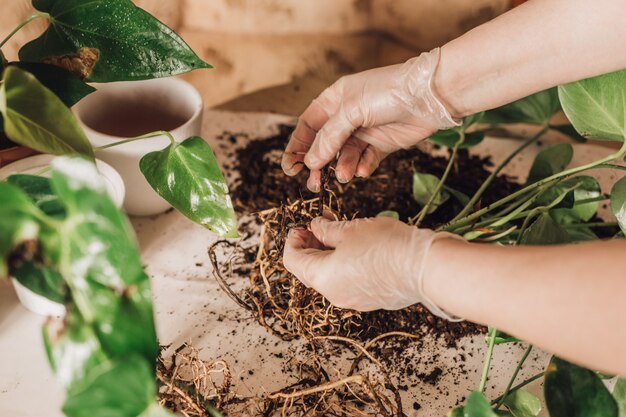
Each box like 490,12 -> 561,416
0,12 -> 50,49
441,139 -> 626,232
479,327 -> 498,393
413,132 -> 464,227
494,345 -> 533,409
450,126 -> 549,223
94,130 -> 176,151
491,372 -> 544,405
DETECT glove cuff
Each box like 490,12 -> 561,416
396,48 -> 462,130
417,231 -> 465,322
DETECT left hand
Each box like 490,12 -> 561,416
283,216 -> 456,313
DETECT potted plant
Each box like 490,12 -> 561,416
0,1 -> 234,416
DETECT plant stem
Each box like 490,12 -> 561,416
412,132 -> 464,227
450,126 -> 549,223
490,372 -> 544,405
479,327 -> 498,393
441,139 -> 626,232
94,130 -> 176,151
0,12 -> 50,49
494,345 -> 533,409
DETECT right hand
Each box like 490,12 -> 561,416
281,48 -> 460,191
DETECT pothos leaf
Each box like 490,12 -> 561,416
7,174 -> 66,218
430,130 -> 485,149
376,210 -> 400,220
11,62 -> 96,107
558,68 -> 626,141
544,356 -> 618,417
610,176 -> 626,235
19,0 -> 212,82
550,176 -> 601,224
483,88 -> 560,126
527,143 -> 573,184
551,124 -> 586,143
49,157 -> 158,364
62,355 -> 156,417
12,262 -> 66,304
521,212 -> 570,245
43,312 -> 109,390
464,391 -> 500,417
503,390 -> 541,417
412,172 -> 450,214
613,378 -> 626,417
0,66 -> 94,158
140,137 -> 238,238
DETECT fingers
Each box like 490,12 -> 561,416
282,101 -> 330,176
336,137 -> 368,183
305,105 -> 364,171
310,217 -> 354,248
283,228 -> 328,287
356,145 -> 387,178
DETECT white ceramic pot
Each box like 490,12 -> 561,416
74,77 -> 204,216
0,154 -> 126,316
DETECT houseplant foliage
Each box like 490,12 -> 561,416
416,68 -> 626,416
0,1 -> 231,416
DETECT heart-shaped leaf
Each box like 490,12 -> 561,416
464,391 -> 500,417
483,88 -> 560,126
11,62 -> 96,107
412,172 -> 450,214
49,157 -> 158,363
7,174 -> 66,218
12,262 -> 66,304
610,176 -> 626,235
503,390 -> 541,417
521,212 -> 570,245
19,0 -> 211,82
544,356 -> 618,417
140,137 -> 238,238
613,378 -> 626,417
430,130 -> 485,149
62,355 -> 156,417
558,69 -> 626,141
0,66 -> 93,158
527,143 -> 573,184
549,176 -> 601,224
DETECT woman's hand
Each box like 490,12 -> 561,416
281,49 -> 460,192
283,216 -> 459,318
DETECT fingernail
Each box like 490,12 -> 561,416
336,172 -> 348,183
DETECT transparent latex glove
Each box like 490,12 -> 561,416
283,216 -> 462,320
281,48 -> 460,192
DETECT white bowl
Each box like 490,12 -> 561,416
0,154 -> 126,316
75,77 -> 204,216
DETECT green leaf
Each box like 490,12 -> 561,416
7,174 -> 66,218
503,390 -> 541,417
12,262 -> 65,304
544,356 -> 618,417
610,176 -> 626,235
464,391 -> 499,417
483,88 -> 560,126
521,212 -> 570,245
377,210 -> 399,220
43,312 -> 109,389
412,172 -> 450,214
558,69 -> 626,141
550,176 -> 601,224
11,62 -> 96,107
0,66 -> 93,158
19,0 -> 211,82
62,355 -> 156,417
430,130 -> 485,149
551,124 -> 587,143
444,185 -> 471,206
140,137 -> 238,238
613,378 -> 626,417
527,143 -> 573,184
564,226 -> 598,243
0,182 -> 43,277
48,157 -> 158,364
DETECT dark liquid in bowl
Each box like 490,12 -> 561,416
84,102 -> 189,137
